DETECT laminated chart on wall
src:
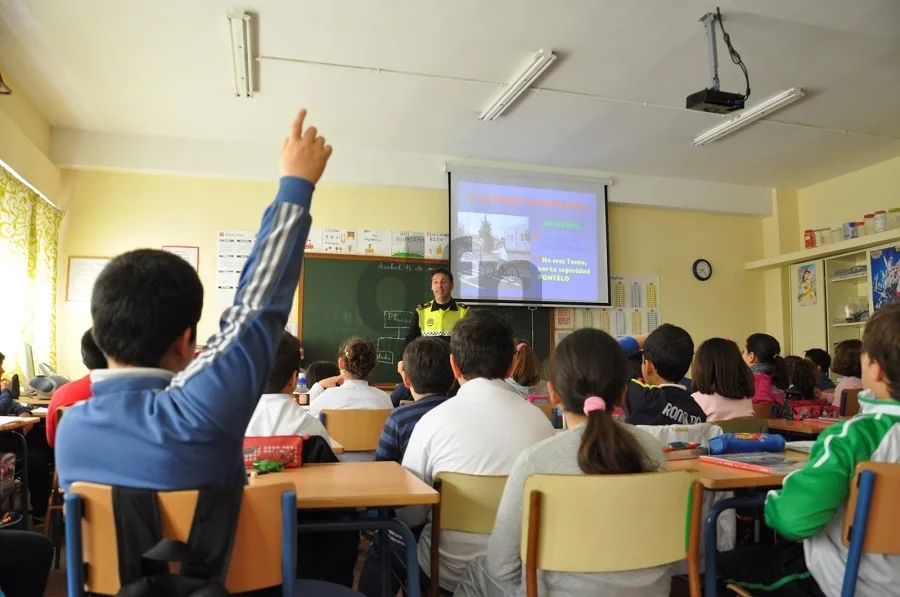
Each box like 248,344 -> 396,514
216,230 -> 257,305
552,275 -> 661,344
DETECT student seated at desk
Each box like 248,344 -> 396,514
304,360 -> 340,389
718,304 -> 900,597
46,328 -> 107,446
375,337 -> 454,463
504,339 -> 547,399
55,108 -> 332,491
0,352 -> 53,525
619,325 -> 706,426
784,356 -> 817,400
455,328 -> 667,597
743,333 -> 788,406
246,331 -> 328,439
358,309 -> 555,596
805,347 -> 836,391
690,338 -> 755,421
817,339 -> 863,407
307,337 -> 392,418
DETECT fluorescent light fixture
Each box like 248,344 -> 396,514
228,10 -> 254,98
480,50 -> 558,121
692,87 -> 804,146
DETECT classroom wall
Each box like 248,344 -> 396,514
0,71 -> 59,200
55,168 -> 767,376
797,155 -> 900,232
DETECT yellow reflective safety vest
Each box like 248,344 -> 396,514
416,299 -> 468,338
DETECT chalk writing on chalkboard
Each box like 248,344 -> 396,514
377,310 -> 415,364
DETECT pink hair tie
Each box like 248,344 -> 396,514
583,396 -> 607,415
516,342 -> 527,352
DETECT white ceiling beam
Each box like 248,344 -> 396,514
51,128 -> 772,217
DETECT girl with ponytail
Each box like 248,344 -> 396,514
454,328 -> 669,597
504,338 -> 548,398
742,333 -> 788,406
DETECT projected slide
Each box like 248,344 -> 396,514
450,174 -> 610,306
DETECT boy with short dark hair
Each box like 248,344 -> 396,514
246,331 -> 328,438
47,329 -> 107,446
359,309 -> 554,596
620,324 -> 706,425
805,347 -> 836,391
719,303 -> 900,596
56,109 -> 332,490
375,337 -> 454,463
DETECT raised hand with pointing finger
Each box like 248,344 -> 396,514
280,108 -> 333,184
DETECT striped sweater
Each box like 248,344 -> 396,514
56,177 -> 314,490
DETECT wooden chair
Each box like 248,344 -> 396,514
726,462 -> 900,597
45,406 -> 69,569
714,418 -> 769,435
535,404 -> 558,428
841,388 -> 862,417
752,403 -> 773,418
64,481 -> 360,596
319,409 -> 392,452
522,471 -> 696,597
430,472 -> 508,597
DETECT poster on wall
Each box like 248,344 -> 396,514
322,228 -> 357,254
359,229 -> 392,256
796,263 -> 818,307
162,246 -> 199,271
216,230 -> 256,305
392,231 -> 425,258
424,232 -> 449,259
66,257 -> 111,302
871,246 -> 900,311
553,274 -> 661,345
304,228 -> 324,253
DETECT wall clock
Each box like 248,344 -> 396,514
692,259 -> 712,281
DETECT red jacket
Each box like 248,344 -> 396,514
46,374 -> 93,447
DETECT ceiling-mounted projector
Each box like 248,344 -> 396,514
686,8 -> 749,114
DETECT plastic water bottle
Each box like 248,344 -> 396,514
708,433 -> 785,455
295,370 -> 308,395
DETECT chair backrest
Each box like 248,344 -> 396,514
714,418 -> 769,435
434,472 -> 508,533
319,409 -> 391,451
842,462 -> 900,554
65,481 -> 296,595
752,403 -> 774,419
841,389 -> 862,417
521,471 -> 695,575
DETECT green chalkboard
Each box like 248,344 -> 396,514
298,255 -> 552,385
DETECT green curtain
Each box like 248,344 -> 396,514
0,166 -> 63,379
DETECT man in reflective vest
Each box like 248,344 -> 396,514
405,268 -> 468,343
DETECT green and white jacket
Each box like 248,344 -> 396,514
765,396 -> 900,597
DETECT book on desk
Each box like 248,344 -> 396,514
699,452 -> 807,474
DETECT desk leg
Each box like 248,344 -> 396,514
295,514 -> 421,597
704,496 -> 767,597
378,509 -> 390,597
13,432 -> 28,529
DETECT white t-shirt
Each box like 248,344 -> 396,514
245,393 -> 329,438
307,379 -> 393,417
401,377 -> 556,592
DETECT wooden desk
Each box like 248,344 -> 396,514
0,416 -> 40,432
667,454 -> 808,490
18,396 -> 50,407
766,418 -> 839,435
329,438 -> 344,454
250,461 -> 438,509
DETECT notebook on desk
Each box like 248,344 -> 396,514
699,452 -> 807,474
785,441 -> 815,453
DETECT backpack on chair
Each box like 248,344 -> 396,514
113,487 -> 242,597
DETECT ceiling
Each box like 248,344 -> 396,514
1,0 -> 900,190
